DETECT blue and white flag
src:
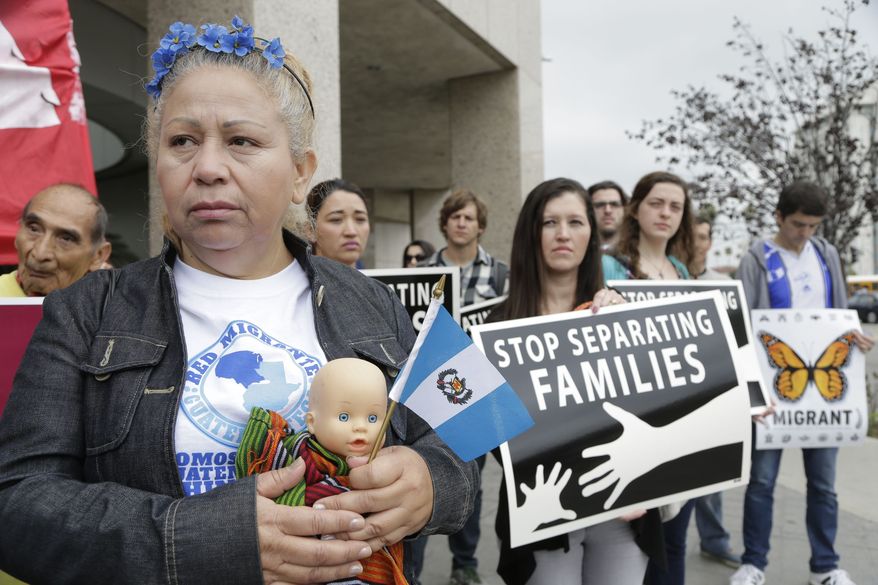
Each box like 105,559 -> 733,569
389,296 -> 534,462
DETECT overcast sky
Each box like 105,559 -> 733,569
540,0 -> 878,194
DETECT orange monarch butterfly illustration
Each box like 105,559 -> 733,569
757,331 -> 856,402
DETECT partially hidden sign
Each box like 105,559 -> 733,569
363,266 -> 461,332
0,297 -> 43,415
608,279 -> 770,415
461,296 -> 506,335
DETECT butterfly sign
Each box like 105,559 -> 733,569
758,332 -> 854,402
752,309 -> 867,450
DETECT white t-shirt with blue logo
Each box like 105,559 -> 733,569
770,240 -> 827,309
172,258 -> 326,496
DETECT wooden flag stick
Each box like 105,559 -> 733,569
368,400 -> 397,463
368,275 -> 446,464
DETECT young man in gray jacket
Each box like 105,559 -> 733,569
732,182 -> 873,585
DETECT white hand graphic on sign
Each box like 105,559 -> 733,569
516,462 -> 577,533
579,390 -> 743,509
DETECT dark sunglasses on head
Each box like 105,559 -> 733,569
405,254 -> 427,263
593,201 -> 623,210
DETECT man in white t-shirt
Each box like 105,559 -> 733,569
732,182 -> 874,585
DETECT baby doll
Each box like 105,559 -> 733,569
305,357 -> 387,460
236,358 -> 406,585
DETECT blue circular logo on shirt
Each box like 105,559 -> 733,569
181,320 -> 322,447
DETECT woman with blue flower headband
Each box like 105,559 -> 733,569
0,17 -> 477,585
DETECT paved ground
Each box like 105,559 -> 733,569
420,441 -> 878,585
420,322 -> 878,585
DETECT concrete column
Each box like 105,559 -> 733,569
413,188 -> 450,251
515,0 -> 544,196
450,70 -> 521,264
146,0 -> 341,253
253,0 -> 341,184
366,188 -> 411,269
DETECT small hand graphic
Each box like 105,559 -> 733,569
516,462 -> 577,533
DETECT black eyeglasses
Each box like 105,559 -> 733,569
593,201 -> 623,210
405,254 -> 427,263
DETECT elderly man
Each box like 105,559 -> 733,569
0,184 -> 111,296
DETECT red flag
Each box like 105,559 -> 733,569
0,0 -> 97,265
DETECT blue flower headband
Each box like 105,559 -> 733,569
146,16 -> 314,117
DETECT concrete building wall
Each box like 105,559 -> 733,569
515,0 -> 545,196
413,188 -> 450,250
368,188 -> 412,269
438,0 -> 544,199
450,71 -> 521,263
339,0 -> 542,265
71,0 -> 150,262
254,0 -> 341,187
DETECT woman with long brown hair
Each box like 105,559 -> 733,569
492,177 -> 661,585
602,171 -> 697,585
602,171 -> 694,281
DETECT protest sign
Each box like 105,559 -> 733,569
461,296 -> 506,335
608,279 -> 770,415
0,298 -> 43,415
471,291 -> 751,548
752,308 -> 867,449
363,266 -> 460,331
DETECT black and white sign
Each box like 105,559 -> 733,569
461,296 -> 506,335
363,267 -> 461,332
471,292 -> 751,548
752,309 -> 867,449
608,279 -> 770,415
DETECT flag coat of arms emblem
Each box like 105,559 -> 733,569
389,296 -> 533,462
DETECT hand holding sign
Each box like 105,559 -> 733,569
517,462 -> 577,533
849,330 -> 874,352
579,390 -> 744,509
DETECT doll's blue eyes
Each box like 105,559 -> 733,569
337,413 -> 378,423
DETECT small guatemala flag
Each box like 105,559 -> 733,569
389,290 -> 534,462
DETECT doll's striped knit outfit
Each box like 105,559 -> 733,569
236,407 -> 407,585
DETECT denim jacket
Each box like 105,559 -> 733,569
0,232 -> 477,585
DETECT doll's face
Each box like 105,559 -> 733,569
306,359 -> 387,458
